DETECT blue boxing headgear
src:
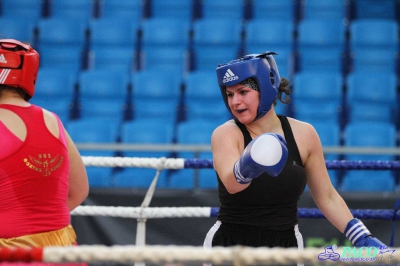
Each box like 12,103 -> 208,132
216,52 -> 281,121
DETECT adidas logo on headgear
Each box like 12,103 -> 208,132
0,54 -> 7,63
222,69 -> 238,83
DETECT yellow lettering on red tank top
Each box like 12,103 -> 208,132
23,154 -> 64,176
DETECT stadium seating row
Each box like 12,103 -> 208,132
1,0 -> 398,22
30,68 -> 227,123
1,16 -> 399,78
29,68 -> 400,128
1,1 -> 400,77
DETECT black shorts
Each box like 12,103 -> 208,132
210,221 -> 300,248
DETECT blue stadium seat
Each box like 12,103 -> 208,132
35,68 -> 77,99
174,119 -> 218,161
131,70 -> 182,122
298,50 -> 345,74
302,118 -> 342,192
244,19 -> 294,77
99,0 -> 143,20
112,165 -> 169,189
67,117 -> 120,187
133,100 -> 180,125
40,47 -> 84,74
112,120 -> 174,188
176,120 -> 219,146
192,45 -> 241,71
37,18 -> 87,47
310,120 -> 341,188
349,19 -> 398,53
184,70 -> 229,123
150,0 -> 193,21
1,0 -> 43,20
88,17 -> 139,72
301,0 -> 347,20
131,69 -> 182,99
121,119 -> 175,145
244,19 -> 294,53
348,104 -> 393,124
340,121 -> 396,192
292,72 -> 343,123
310,120 -> 341,159
166,168 -> 196,189
78,70 -> 130,120
346,71 -> 397,123
297,19 -> 346,73
169,119 -> 219,189
298,19 -> 347,50
0,17 -> 36,43
192,18 -> 243,71
185,100 -> 229,125
349,19 -> 398,73
36,18 -> 87,72
340,171 -> 395,192
140,18 -> 190,48
50,0 -> 94,22
344,121 -> 397,161
251,0 -> 295,21
352,0 -> 397,20
350,49 -> 398,73
140,18 -> 191,73
30,68 -> 77,122
67,118 -> 120,143
140,47 -> 189,74
88,47 -> 136,72
293,101 -> 343,125
200,0 -> 245,20
89,17 -> 139,50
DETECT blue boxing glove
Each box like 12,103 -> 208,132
233,133 -> 288,184
344,218 -> 386,248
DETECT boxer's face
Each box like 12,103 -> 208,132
225,83 -> 260,124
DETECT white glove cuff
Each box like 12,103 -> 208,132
233,160 -> 253,184
345,219 -> 371,245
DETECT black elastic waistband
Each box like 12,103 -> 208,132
219,221 -> 295,236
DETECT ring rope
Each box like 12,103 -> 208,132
82,156 -> 184,169
2,157 -> 397,264
82,156 -> 400,170
1,246 -> 399,265
71,206 -> 400,220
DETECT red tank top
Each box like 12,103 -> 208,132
0,104 -> 70,238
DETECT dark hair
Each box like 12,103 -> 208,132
0,84 -> 31,101
274,77 -> 292,105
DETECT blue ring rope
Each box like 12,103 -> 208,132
184,159 -> 400,170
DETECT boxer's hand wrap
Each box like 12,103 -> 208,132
344,218 -> 386,247
233,133 -> 288,184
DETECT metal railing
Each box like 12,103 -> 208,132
76,143 -> 400,155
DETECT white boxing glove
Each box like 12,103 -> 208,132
234,133 -> 288,184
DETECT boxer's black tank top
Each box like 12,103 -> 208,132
216,115 -> 307,230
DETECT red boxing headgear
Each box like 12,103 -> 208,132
0,39 -> 39,99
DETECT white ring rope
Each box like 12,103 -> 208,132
71,206 -> 212,219
82,156 -> 185,169
41,245 -> 400,265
